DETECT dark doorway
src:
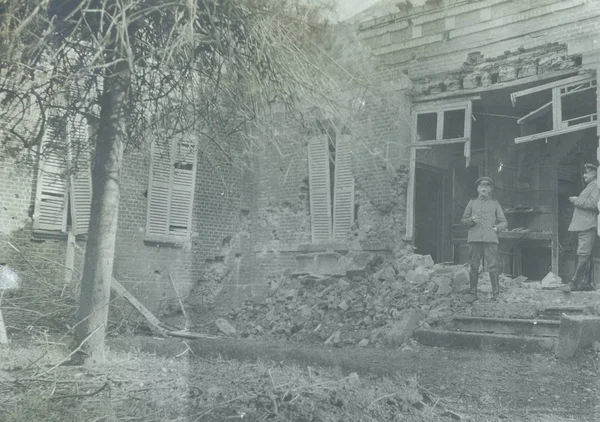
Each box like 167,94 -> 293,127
414,166 -> 445,261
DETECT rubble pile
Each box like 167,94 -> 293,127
225,251 -> 481,348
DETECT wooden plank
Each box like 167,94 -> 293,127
332,135 -> 354,241
552,87 -> 562,131
516,100 -> 552,125
111,277 -> 168,337
308,135 -> 333,243
146,141 -> 172,237
413,95 -> 481,108
169,139 -> 197,237
405,146 -> 417,240
514,120 -> 598,144
410,138 -> 468,147
436,110 -> 444,142
511,73 -> 595,106
68,116 -> 93,236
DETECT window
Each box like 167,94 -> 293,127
512,74 -> 597,144
406,99 -> 474,241
412,101 -> 472,144
33,114 -> 92,236
145,138 -> 198,243
307,134 -> 354,243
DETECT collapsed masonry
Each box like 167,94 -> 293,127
218,248 -> 568,349
412,43 -> 580,96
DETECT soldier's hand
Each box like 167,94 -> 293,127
569,196 -> 577,203
471,215 -> 479,223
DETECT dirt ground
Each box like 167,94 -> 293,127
0,330 -> 597,421
111,334 -> 600,422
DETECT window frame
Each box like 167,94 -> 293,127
144,137 -> 198,246
32,113 -> 92,238
307,133 -> 355,244
512,74 -> 598,144
411,99 -> 473,146
406,98 -> 474,241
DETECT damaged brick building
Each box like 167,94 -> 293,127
1,0 -> 600,315
250,0 -> 600,294
352,0 -> 600,282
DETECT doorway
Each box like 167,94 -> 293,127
414,166 -> 451,262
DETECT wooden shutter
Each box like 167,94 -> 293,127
308,135 -> 332,243
146,141 -> 172,237
333,134 -> 354,241
168,139 -> 197,236
33,117 -> 68,232
68,114 -> 92,235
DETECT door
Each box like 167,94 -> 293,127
414,166 -> 452,262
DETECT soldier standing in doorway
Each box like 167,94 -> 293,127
564,162 -> 600,292
460,177 -> 508,302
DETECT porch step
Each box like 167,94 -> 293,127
537,306 -> 588,320
452,316 -> 559,337
414,328 -> 555,353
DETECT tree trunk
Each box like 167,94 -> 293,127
73,57 -> 129,365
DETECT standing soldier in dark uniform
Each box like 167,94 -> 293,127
461,177 -> 508,302
564,162 -> 600,292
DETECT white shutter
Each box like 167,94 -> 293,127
68,114 -> 92,235
146,141 -> 172,237
308,135 -> 332,243
33,117 -> 68,232
168,139 -> 197,236
333,134 -> 354,241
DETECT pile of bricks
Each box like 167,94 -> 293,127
225,251 -> 478,347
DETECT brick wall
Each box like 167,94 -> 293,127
0,152 -> 85,298
113,133 -> 249,315
358,0 -> 600,79
0,130 -> 249,316
246,75 -> 413,294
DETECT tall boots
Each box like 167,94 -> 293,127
465,271 -> 499,302
464,270 -> 479,303
490,272 -> 500,301
568,257 -> 595,292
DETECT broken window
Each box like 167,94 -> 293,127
413,102 -> 472,144
406,99 -> 474,240
512,74 -> 597,143
307,134 -> 354,243
33,114 -> 92,236
146,138 -> 198,242
416,112 -> 437,141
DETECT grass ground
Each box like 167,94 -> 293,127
0,337 -> 452,422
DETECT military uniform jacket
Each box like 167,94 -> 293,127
568,180 -> 600,232
460,197 -> 508,244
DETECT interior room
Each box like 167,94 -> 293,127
412,74 -> 598,281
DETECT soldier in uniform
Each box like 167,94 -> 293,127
460,177 -> 507,302
564,162 -> 600,292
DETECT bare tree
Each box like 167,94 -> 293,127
0,0 -> 342,364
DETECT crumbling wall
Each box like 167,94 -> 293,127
114,132 -> 250,316
358,0 -> 600,85
243,23 -> 414,302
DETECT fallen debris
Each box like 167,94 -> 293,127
215,318 -> 237,336
111,277 -> 169,337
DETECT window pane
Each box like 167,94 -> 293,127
443,109 -> 465,139
416,112 -> 437,141
561,85 -> 597,126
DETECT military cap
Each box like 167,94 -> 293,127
475,176 -> 493,186
583,162 -> 598,171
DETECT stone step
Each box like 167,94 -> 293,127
414,328 -> 555,353
537,306 -> 588,320
452,316 -> 560,337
